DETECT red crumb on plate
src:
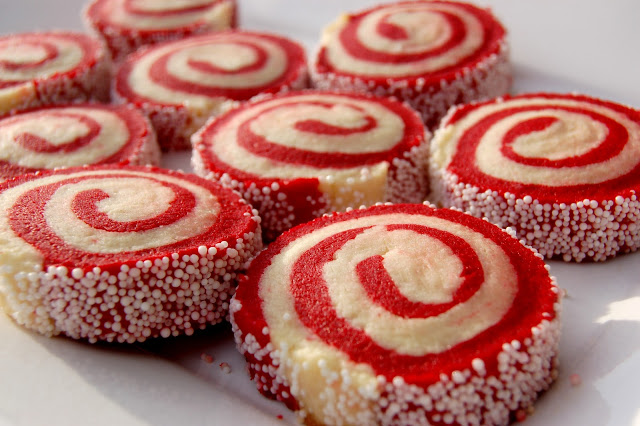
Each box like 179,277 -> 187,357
200,353 -> 214,364
570,373 -> 582,386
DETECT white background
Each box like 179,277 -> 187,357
1,1 -> 639,425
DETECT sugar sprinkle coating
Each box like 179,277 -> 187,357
0,103 -> 160,182
113,30 -> 309,151
231,203 -> 561,425
192,90 -> 430,240
84,0 -> 238,63
0,165 -> 262,343
0,31 -> 111,116
429,93 -> 640,262
311,0 -> 511,128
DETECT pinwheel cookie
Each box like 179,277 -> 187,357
0,165 -> 262,343
430,93 -> 640,262
0,32 -> 110,116
84,0 -> 237,63
311,0 -> 511,128
0,104 -> 160,181
192,91 -> 429,240
114,31 -> 308,151
231,203 -> 561,425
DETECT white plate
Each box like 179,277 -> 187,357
1,1 -> 640,425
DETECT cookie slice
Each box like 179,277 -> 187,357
192,90 -> 429,240
430,92 -> 640,262
231,203 -> 561,425
84,0 -> 237,63
114,30 -> 308,150
0,31 -> 110,116
311,0 -> 511,128
0,165 -> 262,343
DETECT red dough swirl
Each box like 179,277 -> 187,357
114,31 -> 309,151
0,165 -> 262,343
0,104 -> 160,181
231,203 -> 561,425
0,32 -> 110,116
311,0 -> 511,128
85,0 -> 238,63
430,93 -> 640,261
192,91 -> 429,240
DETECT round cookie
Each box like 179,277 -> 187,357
429,92 -> 640,262
231,202 -> 561,425
191,91 -> 429,240
0,31 -> 111,116
113,30 -> 309,151
0,165 -> 262,343
0,104 -> 160,182
311,0 -> 511,128
84,0 -> 238,63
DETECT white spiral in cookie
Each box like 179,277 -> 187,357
198,92 -> 421,179
118,31 -> 305,109
319,1 -> 502,78
1,168 -> 220,267
258,207 -> 525,372
433,94 -> 640,199
0,33 -> 91,86
0,107 -> 131,170
86,0 -> 235,30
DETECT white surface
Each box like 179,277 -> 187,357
1,1 -> 640,425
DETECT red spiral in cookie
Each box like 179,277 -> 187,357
0,165 -> 261,342
6,167 -> 247,267
192,91 -> 429,238
195,91 -> 425,174
0,33 -> 95,87
232,203 -> 560,425
0,104 -> 159,181
315,0 -> 505,80
116,31 -> 307,105
0,32 -> 109,115
436,93 -> 640,201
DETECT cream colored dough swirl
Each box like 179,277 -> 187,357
206,93 -> 405,179
0,169 -> 219,263
322,2 -> 484,77
127,33 -> 287,108
434,97 -> 640,186
0,108 -> 129,168
94,0 -> 234,30
0,37 -> 84,82
260,213 -> 518,358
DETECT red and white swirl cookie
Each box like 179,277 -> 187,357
231,203 -> 561,425
192,91 -> 429,240
0,32 -> 110,116
311,0 -> 511,128
114,31 -> 309,151
0,165 -> 262,343
430,93 -> 640,262
0,104 -> 160,181
84,0 -> 238,63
